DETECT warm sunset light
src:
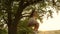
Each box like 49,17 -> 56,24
36,6 -> 60,31
38,11 -> 60,31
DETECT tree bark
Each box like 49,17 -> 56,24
6,0 -> 17,34
8,23 -> 17,34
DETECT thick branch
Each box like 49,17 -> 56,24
5,0 -> 13,25
13,0 -> 24,25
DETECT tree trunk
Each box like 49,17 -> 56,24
8,24 -> 17,34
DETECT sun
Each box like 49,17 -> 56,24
37,11 -> 60,31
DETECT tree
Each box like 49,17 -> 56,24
0,0 -> 60,34
0,0 -> 44,34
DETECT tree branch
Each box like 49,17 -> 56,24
14,0 -> 43,24
3,16 -> 8,24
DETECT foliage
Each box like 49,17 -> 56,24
0,29 -> 7,34
17,18 -> 34,34
0,0 -> 60,34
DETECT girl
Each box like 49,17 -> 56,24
28,10 -> 39,34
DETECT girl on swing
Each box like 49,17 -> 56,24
28,10 -> 39,34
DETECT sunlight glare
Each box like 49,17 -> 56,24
37,7 -> 60,31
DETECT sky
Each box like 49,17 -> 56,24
35,5 -> 60,31
38,10 -> 60,31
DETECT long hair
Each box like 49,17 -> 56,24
30,9 -> 35,18
30,9 -> 39,18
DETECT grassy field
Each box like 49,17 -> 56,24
38,30 -> 60,34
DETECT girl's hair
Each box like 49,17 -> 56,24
30,9 -> 38,18
30,9 -> 35,17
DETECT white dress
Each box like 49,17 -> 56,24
28,18 -> 39,34
28,18 -> 39,26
